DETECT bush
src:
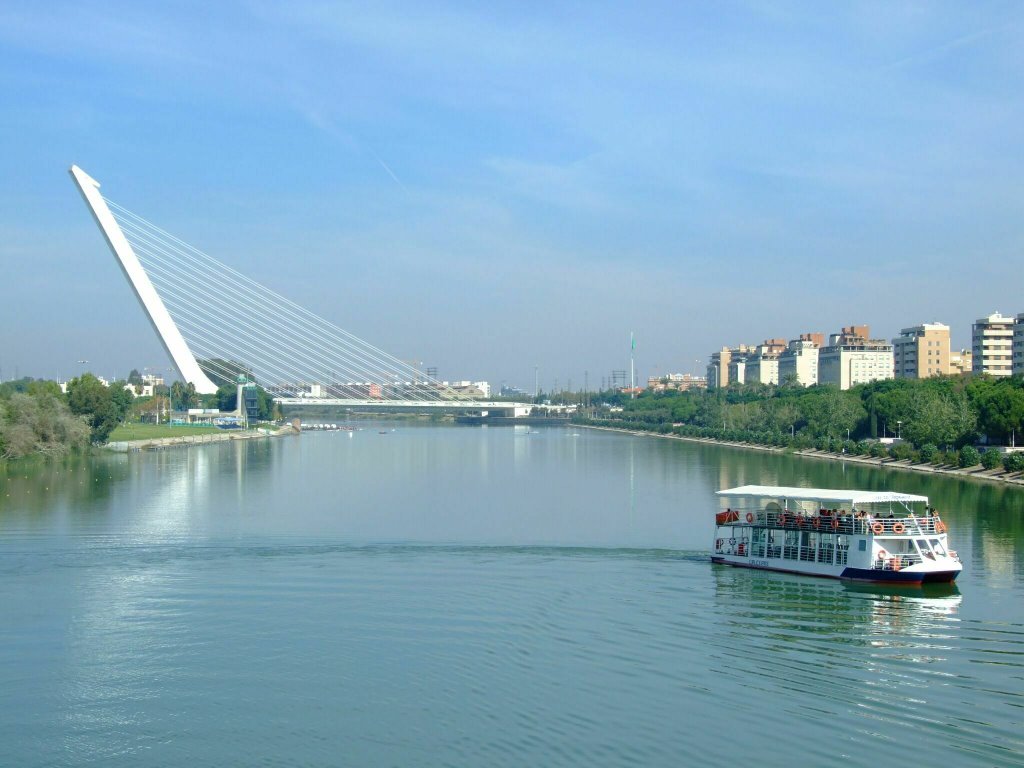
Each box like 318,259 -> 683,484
856,440 -> 873,456
980,448 -> 1003,470
958,445 -> 981,468
1004,452 -> 1024,473
919,443 -> 938,463
869,442 -> 889,458
890,443 -> 915,461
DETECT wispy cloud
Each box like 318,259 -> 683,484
875,15 -> 1022,75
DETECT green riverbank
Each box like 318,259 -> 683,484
579,424 -> 1024,488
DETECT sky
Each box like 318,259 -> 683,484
1,1 -> 1022,391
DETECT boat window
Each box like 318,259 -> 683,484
929,538 -> 947,556
858,540 -> 866,551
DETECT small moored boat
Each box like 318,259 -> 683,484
712,485 -> 961,584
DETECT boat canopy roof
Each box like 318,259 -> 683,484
717,485 -> 928,505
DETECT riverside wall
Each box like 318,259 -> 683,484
106,424 -> 297,452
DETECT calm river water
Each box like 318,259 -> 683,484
1,424 -> 1023,767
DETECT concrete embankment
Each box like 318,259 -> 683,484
578,424 -> 1024,488
106,425 -> 297,452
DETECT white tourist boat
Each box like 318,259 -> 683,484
712,486 -> 962,584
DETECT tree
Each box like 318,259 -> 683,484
972,383 -> 1024,443
903,387 -> 976,448
1003,452 -> 1024,473
127,368 -> 143,385
64,374 -> 120,444
980,448 -> 1003,470
216,384 -> 237,412
958,446 -> 981,468
109,381 -> 134,423
801,387 -> 865,439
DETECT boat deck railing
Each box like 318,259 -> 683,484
872,552 -> 923,571
718,508 -> 947,537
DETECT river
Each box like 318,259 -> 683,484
1,424 -> 1022,767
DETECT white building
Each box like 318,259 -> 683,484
818,326 -> 893,390
728,356 -> 746,386
1014,313 -> 1024,376
745,355 -> 778,386
972,312 -> 1015,377
778,338 -> 819,387
744,339 -> 787,386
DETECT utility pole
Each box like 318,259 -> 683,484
630,332 -> 635,399
534,366 -> 539,399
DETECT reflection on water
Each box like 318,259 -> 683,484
1,426 -> 1023,767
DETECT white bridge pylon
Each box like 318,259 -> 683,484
67,165 -> 511,410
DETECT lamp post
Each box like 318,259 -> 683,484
896,420 -> 902,440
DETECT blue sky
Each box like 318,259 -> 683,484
1,1 -> 1022,390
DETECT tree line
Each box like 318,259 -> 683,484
580,375 -> 1024,473
0,372 -> 276,460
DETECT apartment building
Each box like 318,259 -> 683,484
778,336 -> 820,387
892,322 -> 951,379
647,373 -> 707,392
745,338 -> 787,385
728,356 -> 746,386
1015,313 -> 1024,376
950,349 -> 973,376
707,344 -> 753,389
706,347 -> 731,389
818,325 -> 894,390
972,312 -> 1015,377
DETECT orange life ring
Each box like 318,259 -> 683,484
892,522 -> 905,534
746,512 -> 755,524
935,521 -> 946,533
813,517 -> 821,529
871,522 -> 884,535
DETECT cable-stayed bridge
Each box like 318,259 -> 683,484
69,165 -> 549,417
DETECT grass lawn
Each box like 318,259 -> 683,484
110,423 -> 233,441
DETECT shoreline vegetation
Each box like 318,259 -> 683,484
0,372 -> 280,461
577,424 -> 1024,488
570,374 -> 1024,484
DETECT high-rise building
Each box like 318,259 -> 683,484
972,312 -> 1015,377
745,338 -> 787,385
778,337 -> 820,387
950,349 -> 973,376
707,347 -> 731,389
707,344 -> 753,389
818,325 -> 894,390
728,356 -> 746,386
892,322 -> 951,379
1014,313 -> 1024,376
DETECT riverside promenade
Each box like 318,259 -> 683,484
579,424 -> 1024,488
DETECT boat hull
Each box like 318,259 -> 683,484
711,556 -> 960,584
